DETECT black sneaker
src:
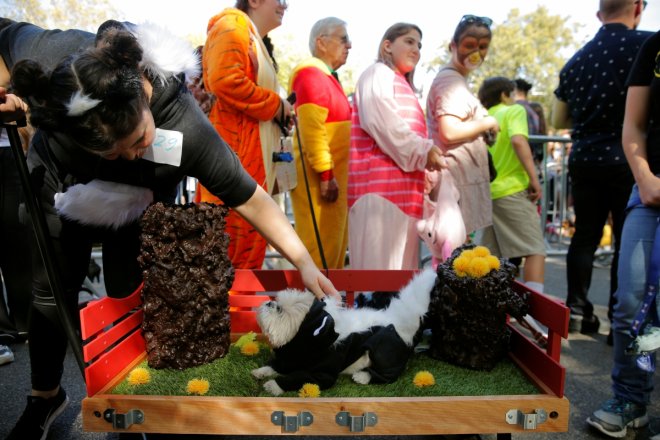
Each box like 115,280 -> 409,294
6,387 -> 69,440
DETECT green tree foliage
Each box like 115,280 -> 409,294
425,7 -> 582,126
1,0 -> 121,32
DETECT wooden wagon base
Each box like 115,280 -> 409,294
80,270 -> 570,437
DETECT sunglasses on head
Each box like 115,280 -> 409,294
460,14 -> 493,28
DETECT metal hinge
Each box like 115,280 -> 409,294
506,408 -> 548,430
102,408 -> 145,429
335,411 -> 378,432
271,410 -> 313,432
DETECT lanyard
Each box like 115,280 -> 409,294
624,191 -> 660,371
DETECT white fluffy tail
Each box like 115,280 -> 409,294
386,268 -> 436,345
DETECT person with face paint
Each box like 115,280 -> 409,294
347,22 -> 445,271
426,15 -> 499,236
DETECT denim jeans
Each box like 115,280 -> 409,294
611,184 -> 658,405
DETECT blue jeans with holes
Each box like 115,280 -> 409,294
611,184 -> 659,405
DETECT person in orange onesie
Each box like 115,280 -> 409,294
199,0 -> 293,269
288,17 -> 352,269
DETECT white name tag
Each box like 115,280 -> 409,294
142,128 -> 183,166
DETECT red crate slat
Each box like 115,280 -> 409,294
508,324 -> 566,398
229,294 -> 271,308
232,270 -> 304,291
230,310 -> 260,333
85,329 -> 145,397
82,310 -> 143,363
80,285 -> 143,339
327,269 -> 417,292
513,282 -> 570,339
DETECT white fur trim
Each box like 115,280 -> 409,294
66,90 -> 101,116
133,22 -> 200,85
54,179 -> 153,229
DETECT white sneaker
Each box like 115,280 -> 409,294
632,326 -> 660,354
0,344 -> 15,365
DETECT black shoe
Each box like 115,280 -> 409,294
569,314 -> 601,334
581,315 -> 601,334
7,387 -> 69,440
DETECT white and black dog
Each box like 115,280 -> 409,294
252,269 -> 436,395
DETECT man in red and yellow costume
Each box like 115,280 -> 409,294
288,17 -> 352,268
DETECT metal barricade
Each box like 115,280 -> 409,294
531,134 -> 574,256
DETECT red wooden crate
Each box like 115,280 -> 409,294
80,270 -> 569,436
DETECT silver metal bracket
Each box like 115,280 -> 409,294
335,411 -> 378,432
506,408 -> 548,430
271,410 -> 313,432
103,408 -> 145,429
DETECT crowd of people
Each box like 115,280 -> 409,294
0,0 -> 658,439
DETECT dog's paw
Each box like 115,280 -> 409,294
251,366 -> 277,379
263,379 -> 285,396
352,371 -> 372,385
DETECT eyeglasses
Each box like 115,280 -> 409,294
459,14 -> 493,28
275,0 -> 288,7
634,0 -> 648,9
322,34 -> 351,45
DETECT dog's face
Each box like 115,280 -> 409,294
256,289 -> 316,348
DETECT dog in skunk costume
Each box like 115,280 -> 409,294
252,269 -> 436,395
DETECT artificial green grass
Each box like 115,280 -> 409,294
111,343 -> 539,398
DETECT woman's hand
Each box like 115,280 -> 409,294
233,186 -> 340,301
0,87 -> 28,123
298,261 -> 341,301
425,146 -> 448,172
273,98 -> 294,134
638,174 -> 660,207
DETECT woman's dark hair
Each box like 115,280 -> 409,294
234,0 -> 279,72
11,26 -> 148,155
377,22 -> 422,90
478,76 -> 515,109
452,15 -> 492,44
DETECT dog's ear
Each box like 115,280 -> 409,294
293,299 -> 338,348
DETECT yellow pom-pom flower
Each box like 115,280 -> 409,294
487,255 -> 501,271
127,367 -> 151,386
240,341 -> 260,356
234,331 -> 257,348
467,257 -> 491,278
298,383 -> 321,398
472,246 -> 491,257
452,255 -> 471,277
186,378 -> 210,395
413,370 -> 435,387
460,249 -> 475,260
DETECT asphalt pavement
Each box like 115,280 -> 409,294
2,252 -> 660,440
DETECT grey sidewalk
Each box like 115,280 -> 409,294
1,255 -> 659,439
